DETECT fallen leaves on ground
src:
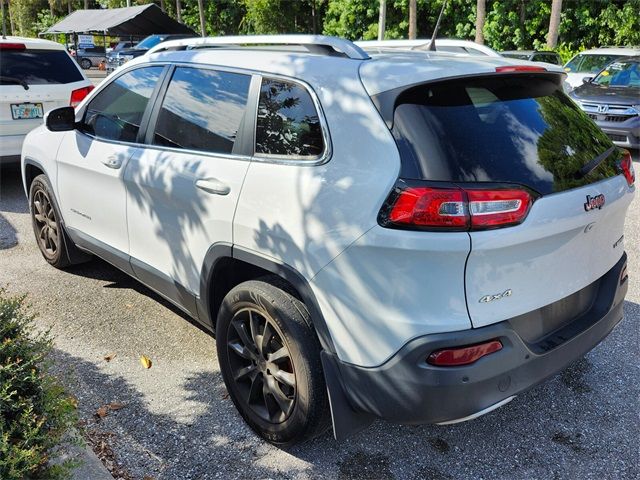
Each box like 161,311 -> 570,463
103,352 -> 117,362
140,355 -> 152,369
95,402 -> 127,419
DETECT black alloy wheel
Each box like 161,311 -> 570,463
227,307 -> 296,423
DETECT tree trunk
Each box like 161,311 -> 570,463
84,0 -> 88,9
67,0 -> 71,15
474,0 -> 485,44
197,0 -> 205,36
8,0 -> 16,35
311,0 -> 317,34
408,0 -> 416,39
160,0 -> 165,12
547,0 -> 562,49
176,0 -> 182,23
378,0 -> 386,40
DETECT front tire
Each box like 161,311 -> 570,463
29,175 -> 85,269
216,279 -> 330,445
80,58 -> 91,69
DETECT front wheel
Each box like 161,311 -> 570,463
29,175 -> 88,268
80,58 -> 91,69
216,279 -> 330,445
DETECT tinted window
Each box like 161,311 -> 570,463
566,54 -> 620,73
153,67 -> 251,154
389,75 -> 619,195
83,66 -> 163,142
255,79 -> 324,158
0,49 -> 83,85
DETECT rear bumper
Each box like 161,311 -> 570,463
333,253 -> 627,425
0,134 -> 26,160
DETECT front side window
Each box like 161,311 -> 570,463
153,67 -> 251,154
82,66 -> 163,142
255,78 -> 324,158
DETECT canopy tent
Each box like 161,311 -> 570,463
44,4 -> 194,36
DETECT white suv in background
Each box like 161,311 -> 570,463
0,36 -> 93,164
21,36 -> 634,445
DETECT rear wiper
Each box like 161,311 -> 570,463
0,75 -> 29,90
577,146 -> 616,178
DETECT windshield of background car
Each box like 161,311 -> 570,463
503,53 -> 530,60
135,35 -> 164,50
593,60 -> 640,87
0,49 -> 83,84
388,74 -> 621,195
565,54 -> 620,73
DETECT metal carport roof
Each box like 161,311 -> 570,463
44,4 -> 194,35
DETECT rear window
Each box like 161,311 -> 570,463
0,49 -> 83,85
389,75 -> 620,195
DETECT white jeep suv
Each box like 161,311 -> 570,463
21,35 -> 634,445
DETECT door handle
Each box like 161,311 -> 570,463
195,178 -> 231,196
101,155 -> 123,169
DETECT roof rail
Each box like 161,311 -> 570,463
146,34 -> 371,60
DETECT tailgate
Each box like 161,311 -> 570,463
466,175 -> 633,327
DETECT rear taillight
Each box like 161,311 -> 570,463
0,43 -> 26,50
379,181 -> 535,231
495,65 -> 547,73
427,340 -> 503,366
619,149 -> 635,187
70,86 -> 94,108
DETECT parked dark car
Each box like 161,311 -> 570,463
501,50 -> 562,65
106,34 -> 195,73
75,46 -> 106,70
570,56 -> 640,149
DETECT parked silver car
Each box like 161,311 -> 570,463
570,56 -> 640,149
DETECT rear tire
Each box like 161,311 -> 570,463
80,58 -> 91,69
29,175 -> 88,269
216,279 -> 331,445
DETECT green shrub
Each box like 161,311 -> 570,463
0,290 -> 78,480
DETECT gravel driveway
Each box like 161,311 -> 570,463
1,163 -> 638,480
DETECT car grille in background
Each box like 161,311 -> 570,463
587,113 -> 635,123
607,133 -> 628,142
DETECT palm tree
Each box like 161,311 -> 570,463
378,0 -> 386,40
547,0 -> 563,49
160,0 -> 165,11
176,0 -> 182,23
408,0 -> 416,39
475,0 -> 485,44
197,0 -> 205,37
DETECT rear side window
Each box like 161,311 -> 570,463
255,78 -> 324,158
153,67 -> 251,154
0,49 -> 83,85
82,66 -> 163,142
388,75 -> 620,195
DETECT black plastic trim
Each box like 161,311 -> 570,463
65,226 -> 135,276
196,242 -> 233,327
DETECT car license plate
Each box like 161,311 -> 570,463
10,102 -> 44,120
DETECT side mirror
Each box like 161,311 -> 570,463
45,106 -> 76,132
582,76 -> 593,84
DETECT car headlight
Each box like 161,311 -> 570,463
121,55 -> 134,62
631,105 -> 640,115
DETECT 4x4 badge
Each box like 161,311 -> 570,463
584,194 -> 605,212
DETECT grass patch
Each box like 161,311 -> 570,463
0,289 -> 78,480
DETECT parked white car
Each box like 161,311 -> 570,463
356,38 -> 502,57
21,35 -> 634,445
0,36 -> 93,165
564,47 -> 640,90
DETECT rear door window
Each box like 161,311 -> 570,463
388,75 -> 620,195
0,49 -> 83,84
82,66 -> 163,142
153,67 -> 251,154
255,78 -> 324,158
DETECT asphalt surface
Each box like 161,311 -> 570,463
1,162 -> 639,480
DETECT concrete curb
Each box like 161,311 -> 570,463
54,429 -> 114,480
